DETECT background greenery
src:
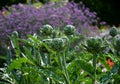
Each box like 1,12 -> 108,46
69,0 -> 120,26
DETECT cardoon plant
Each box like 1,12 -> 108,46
1,24 -> 120,84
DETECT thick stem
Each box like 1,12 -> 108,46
58,52 -> 70,84
63,51 -> 70,84
47,54 -> 51,66
47,54 -> 53,84
92,54 -> 97,84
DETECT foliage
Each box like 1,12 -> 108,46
0,25 -> 120,84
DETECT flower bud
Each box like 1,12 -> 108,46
11,31 -> 19,37
109,26 -> 118,37
40,24 -> 53,36
86,37 -> 102,53
64,25 -> 76,35
52,38 -> 64,51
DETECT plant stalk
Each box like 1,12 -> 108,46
92,54 -> 97,84
58,52 -> 70,84
48,54 -> 53,84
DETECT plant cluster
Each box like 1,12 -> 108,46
0,25 -> 120,84
0,1 -> 99,44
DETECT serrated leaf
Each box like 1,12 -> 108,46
67,59 -> 94,78
27,34 -> 40,44
100,72 -> 112,84
8,57 -> 35,70
42,69 -> 64,83
9,36 -> 21,57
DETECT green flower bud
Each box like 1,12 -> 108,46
64,25 -> 76,35
40,24 -> 53,36
109,26 -> 118,37
52,38 -> 64,51
12,31 -> 19,37
86,37 -> 102,53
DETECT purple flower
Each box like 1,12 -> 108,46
100,21 -> 106,25
0,1 -> 100,44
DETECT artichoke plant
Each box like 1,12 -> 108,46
85,37 -> 103,54
64,25 -> 76,35
40,24 -> 54,36
109,26 -> 118,37
52,38 -> 65,51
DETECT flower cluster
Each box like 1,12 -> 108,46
0,1 -> 99,43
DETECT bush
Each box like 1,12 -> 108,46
0,1 -> 99,44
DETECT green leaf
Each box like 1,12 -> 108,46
8,57 -> 35,70
100,72 -> 112,84
9,35 -> 21,57
22,46 -> 35,60
113,74 -> 120,84
18,38 -> 33,46
111,63 -> 119,74
0,56 -> 6,60
42,69 -> 64,83
67,59 -> 94,78
98,54 -> 110,70
6,47 -> 12,65
69,35 -> 84,49
27,34 -> 40,44
107,54 -> 118,62
42,42 -> 56,54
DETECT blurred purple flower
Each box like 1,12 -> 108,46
100,21 -> 106,25
0,1 -> 100,43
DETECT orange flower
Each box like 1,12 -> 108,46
107,58 -> 114,68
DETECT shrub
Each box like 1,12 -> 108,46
0,1 -> 99,44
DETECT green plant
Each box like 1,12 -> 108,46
64,25 -> 76,35
1,25 -> 120,84
109,26 -> 118,37
40,24 -> 54,36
